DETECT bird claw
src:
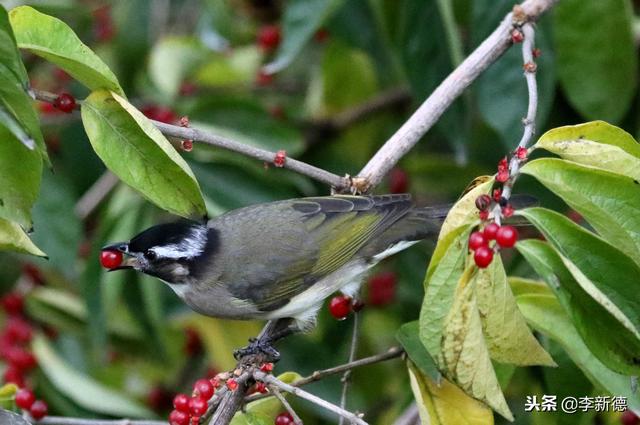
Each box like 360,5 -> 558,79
233,337 -> 281,363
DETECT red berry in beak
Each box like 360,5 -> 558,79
100,250 -> 123,269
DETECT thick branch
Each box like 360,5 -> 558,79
357,0 -> 558,191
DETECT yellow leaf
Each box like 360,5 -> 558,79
438,267 -> 513,421
407,361 -> 494,425
438,176 -> 493,243
475,256 -> 556,366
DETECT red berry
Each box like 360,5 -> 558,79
256,70 -> 274,86
478,210 -> 489,221
511,29 -> 524,43
260,362 -> 274,373
468,232 -> 487,251
100,250 -> 123,269
483,223 -> 500,240
169,409 -> 190,425
190,416 -> 200,425
146,386 -> 172,411
274,150 -> 286,168
3,365 -> 25,387
181,140 -> 194,152
189,396 -> 208,416
492,189 -> 502,202
8,347 -> 37,370
0,293 -> 24,316
502,204 -> 514,218
15,388 -> 35,410
515,146 -> 528,159
367,271 -> 396,306
474,194 -> 491,211
173,393 -> 190,413
496,170 -> 509,183
474,246 -> 494,268
257,25 -> 281,50
498,157 -> 508,171
328,295 -> 352,320
532,48 -> 542,58
314,28 -> 329,43
29,400 -> 48,420
226,378 -> 238,391
389,168 -> 409,194
275,412 -> 294,425
255,382 -> 268,393
184,327 -> 202,355
496,225 -> 518,248
53,93 -> 76,113
6,318 -> 33,343
193,379 -> 214,400
621,410 -> 639,425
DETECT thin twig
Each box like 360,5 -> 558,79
253,371 -> 368,425
338,311 -> 360,425
38,418 -> 166,425
330,87 -> 411,130
244,347 -> 405,404
270,387 -> 303,425
357,0 -> 558,191
74,171 -> 119,220
392,403 -> 420,425
492,22 -> 538,224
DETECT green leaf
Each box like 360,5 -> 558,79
407,361 -> 494,425
517,237 -> 640,375
534,121 -> 640,179
396,321 -> 439,380
0,126 -> 41,229
9,6 -> 122,94
32,334 -> 153,417
521,158 -> 640,266
519,208 -> 640,343
81,90 -> 206,218
509,275 -> 640,411
148,36 -> 208,99
0,5 -> 27,85
0,217 -> 45,257
420,227 -> 471,359
438,266 -> 513,420
438,176 -> 492,244
263,0 -> 345,74
475,255 -> 555,366
554,0 -> 637,122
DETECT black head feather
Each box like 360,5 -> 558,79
128,221 -> 202,253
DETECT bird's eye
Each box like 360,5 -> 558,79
144,249 -> 157,260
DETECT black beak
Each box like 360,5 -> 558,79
101,242 -> 138,271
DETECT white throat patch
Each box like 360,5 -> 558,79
151,226 -> 207,259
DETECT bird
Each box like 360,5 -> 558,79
102,194 -> 452,359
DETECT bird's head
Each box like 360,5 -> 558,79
102,221 -> 213,284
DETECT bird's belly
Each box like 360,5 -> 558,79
262,259 -> 371,322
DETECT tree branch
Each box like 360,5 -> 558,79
356,0 -> 559,191
270,387 -> 303,425
338,310 -> 360,425
254,371 -> 368,425
74,171 -> 119,220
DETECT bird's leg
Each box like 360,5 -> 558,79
233,318 -> 299,363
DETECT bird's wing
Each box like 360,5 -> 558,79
225,194 -> 414,311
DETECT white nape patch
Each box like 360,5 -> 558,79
371,240 -> 418,262
150,226 -> 207,259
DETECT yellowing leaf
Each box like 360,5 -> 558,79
534,121 -> 640,179
475,256 -> 555,366
438,267 -> 513,421
438,176 -> 493,243
420,228 -> 472,360
0,217 -> 46,257
407,361 -> 494,425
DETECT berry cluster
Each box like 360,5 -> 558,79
0,292 -> 48,420
468,223 -> 518,268
168,364 -> 274,425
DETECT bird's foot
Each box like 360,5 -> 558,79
233,337 -> 280,364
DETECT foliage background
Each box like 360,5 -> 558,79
0,0 -> 639,424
